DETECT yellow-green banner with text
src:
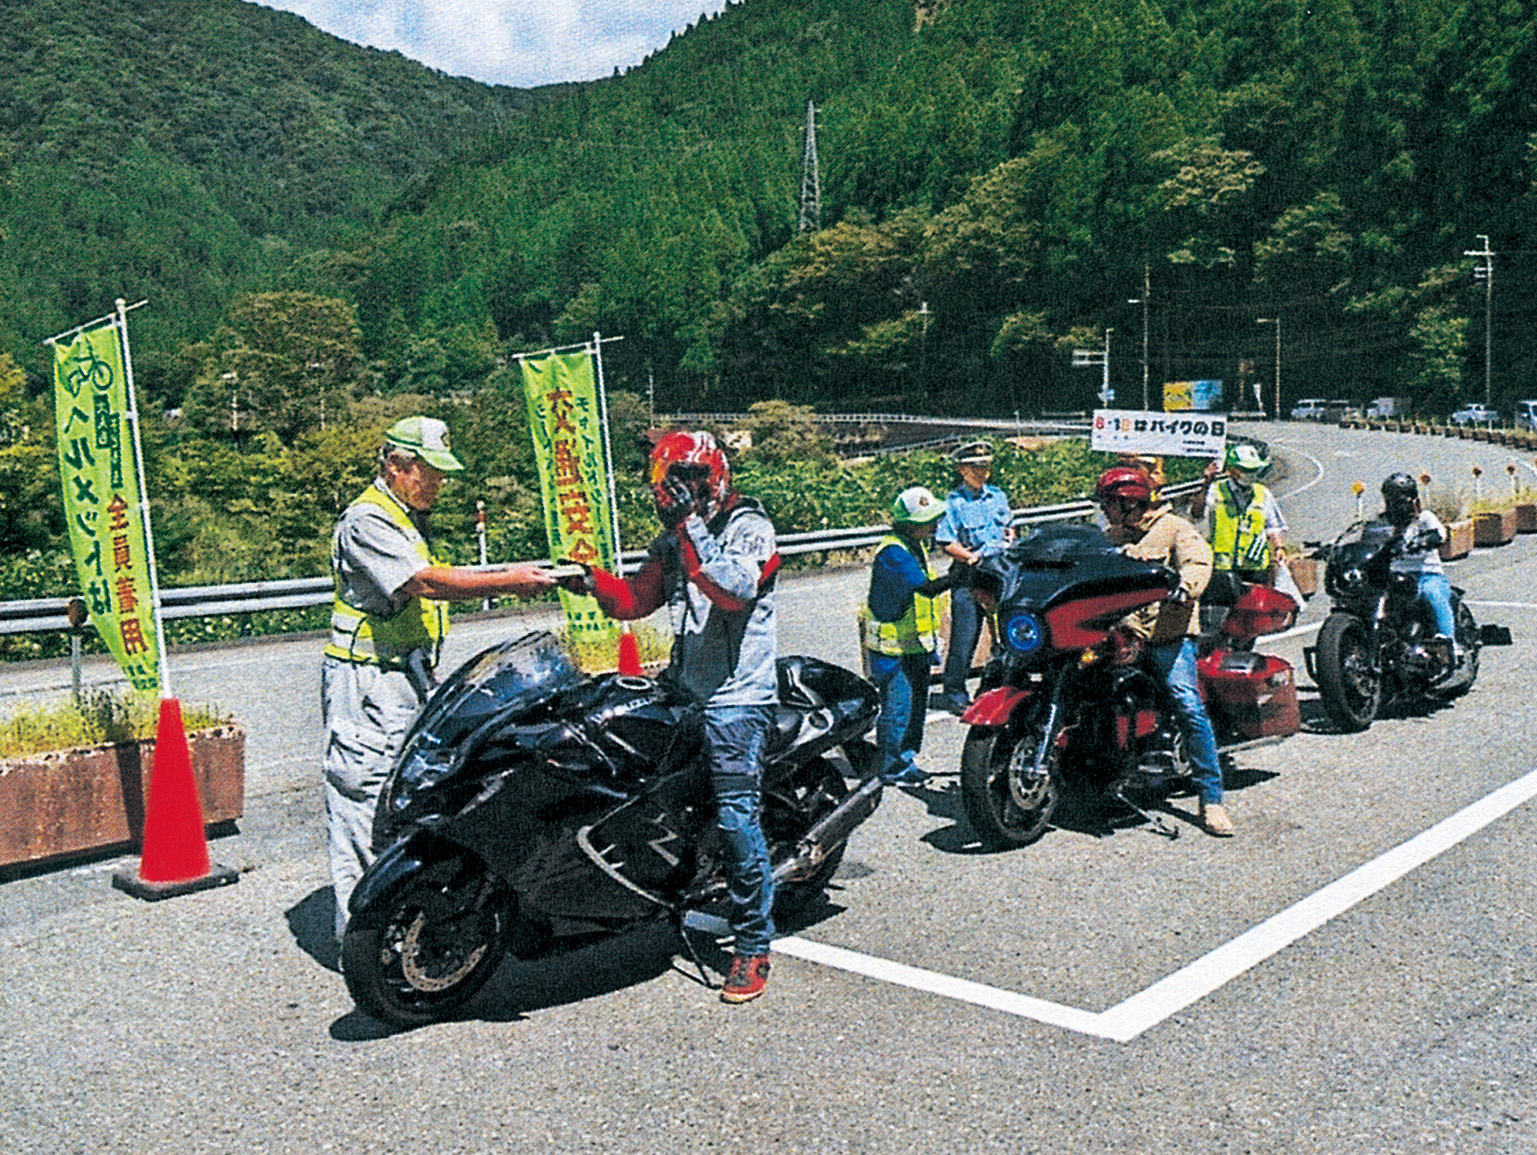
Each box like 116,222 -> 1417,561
520,349 -> 620,657
53,323 -> 161,693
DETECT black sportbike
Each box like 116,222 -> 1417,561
342,631 -> 882,1028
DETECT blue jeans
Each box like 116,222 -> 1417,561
1415,572 -> 1457,637
943,586 -> 984,699
1147,638 -> 1224,805
703,706 -> 776,957
868,650 -> 932,780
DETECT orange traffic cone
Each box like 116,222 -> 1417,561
112,697 -> 239,900
617,625 -> 643,676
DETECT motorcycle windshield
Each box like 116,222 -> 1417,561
402,631 -> 586,758
977,523 -> 1172,613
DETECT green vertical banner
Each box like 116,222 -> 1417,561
53,322 -> 161,692
520,348 -> 621,655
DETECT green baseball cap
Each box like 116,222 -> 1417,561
890,485 -> 945,525
384,416 -> 464,472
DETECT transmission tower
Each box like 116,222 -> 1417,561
799,100 -> 821,232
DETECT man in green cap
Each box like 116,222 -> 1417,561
321,415 -> 555,944
1191,442 -> 1289,584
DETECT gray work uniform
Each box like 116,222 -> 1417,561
321,479 -> 435,941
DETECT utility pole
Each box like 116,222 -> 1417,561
798,100 -> 821,232
1128,265 -> 1150,410
1257,317 -> 1281,419
1464,234 -> 1494,405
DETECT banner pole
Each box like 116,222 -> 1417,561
590,331 -> 624,569
114,298 -> 173,700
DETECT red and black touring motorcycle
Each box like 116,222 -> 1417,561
958,523 -> 1300,848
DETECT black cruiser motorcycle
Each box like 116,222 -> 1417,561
1305,519 -> 1483,731
342,631 -> 882,1028
958,523 -> 1301,848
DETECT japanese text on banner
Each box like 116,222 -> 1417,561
53,324 -> 160,692
520,350 -> 619,647
1090,409 -> 1228,459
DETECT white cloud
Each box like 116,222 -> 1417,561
247,1 -> 728,88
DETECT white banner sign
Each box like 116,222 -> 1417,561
1090,409 -> 1228,458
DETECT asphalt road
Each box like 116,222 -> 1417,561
2,422 -> 1535,1154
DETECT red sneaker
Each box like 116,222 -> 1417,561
720,953 -> 771,1004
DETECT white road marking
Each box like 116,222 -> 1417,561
775,765 -> 1537,1042
1265,440 -> 1327,499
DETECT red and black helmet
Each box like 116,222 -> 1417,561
649,429 -> 731,510
1094,465 -> 1153,506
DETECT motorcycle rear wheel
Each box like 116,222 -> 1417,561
960,720 -> 1059,849
1315,613 -> 1380,732
342,854 -> 514,1029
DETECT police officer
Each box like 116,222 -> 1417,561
935,440 -> 1013,713
322,416 -> 555,942
1193,443 -> 1288,582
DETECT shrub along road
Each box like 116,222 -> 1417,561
1,423 -> 1534,1154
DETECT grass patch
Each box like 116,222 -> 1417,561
0,690 -> 233,759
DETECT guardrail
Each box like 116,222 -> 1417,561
0,480 -> 1202,639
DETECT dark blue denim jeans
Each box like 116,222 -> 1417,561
943,585 -> 985,699
703,705 -> 776,957
868,650 -> 932,781
1146,637 -> 1224,805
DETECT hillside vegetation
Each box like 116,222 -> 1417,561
2,0 -> 1536,632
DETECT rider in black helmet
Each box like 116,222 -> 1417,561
1379,472 -> 1460,661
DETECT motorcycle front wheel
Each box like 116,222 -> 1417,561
1315,613 -> 1381,731
960,718 -> 1060,849
342,853 -> 514,1029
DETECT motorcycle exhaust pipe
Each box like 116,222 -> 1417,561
773,774 -> 884,884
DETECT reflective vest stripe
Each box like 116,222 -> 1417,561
863,534 -> 940,656
324,484 -> 448,666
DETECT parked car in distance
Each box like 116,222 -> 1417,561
1290,398 -> 1353,422
1513,400 -> 1537,431
1290,398 -> 1329,420
1450,402 -> 1501,427
1366,396 -> 1412,419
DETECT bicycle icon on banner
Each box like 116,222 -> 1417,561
60,340 -> 115,399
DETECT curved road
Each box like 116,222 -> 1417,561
2,423 -> 1534,1154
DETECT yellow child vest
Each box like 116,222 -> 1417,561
325,483 -> 449,667
1210,480 -> 1273,573
863,534 -> 942,656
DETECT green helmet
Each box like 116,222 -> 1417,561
1224,443 -> 1269,473
890,486 -> 945,525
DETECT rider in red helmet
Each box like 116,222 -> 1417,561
1094,465 -> 1234,838
563,429 -> 781,1004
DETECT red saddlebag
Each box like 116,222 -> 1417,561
1198,649 -> 1301,740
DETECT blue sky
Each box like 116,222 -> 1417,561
248,1 -> 729,89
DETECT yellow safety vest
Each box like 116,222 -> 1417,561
324,483 -> 449,667
1210,480 -> 1273,573
863,534 -> 942,656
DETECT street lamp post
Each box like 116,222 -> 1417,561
1464,234 -> 1494,406
1256,317 -> 1281,419
1128,264 -> 1150,410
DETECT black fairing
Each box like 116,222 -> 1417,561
371,632 -> 880,931
973,522 -> 1174,626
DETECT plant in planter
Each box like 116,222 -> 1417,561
1422,478 -> 1473,560
0,690 -> 244,869
1469,495 -> 1518,547
1507,464 -> 1537,533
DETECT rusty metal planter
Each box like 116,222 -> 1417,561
0,726 -> 244,868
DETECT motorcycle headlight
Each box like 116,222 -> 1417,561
1003,611 -> 1045,655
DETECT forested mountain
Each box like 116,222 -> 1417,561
333,0 -> 1537,417
4,0 -> 1535,419
5,0 -> 1537,606
0,0 -> 563,393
